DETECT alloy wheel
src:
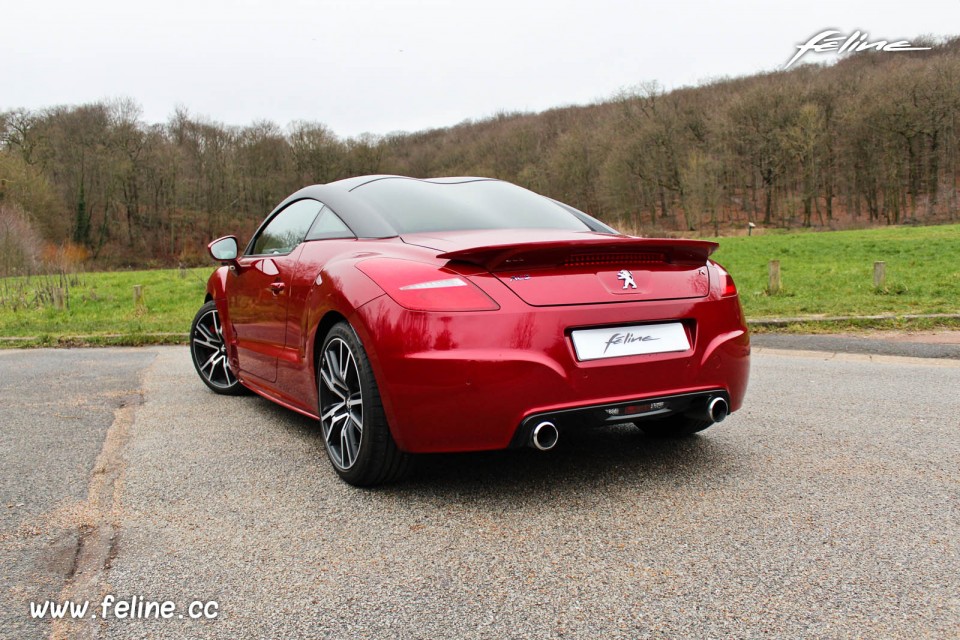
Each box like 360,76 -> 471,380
191,307 -> 237,389
319,337 -> 364,470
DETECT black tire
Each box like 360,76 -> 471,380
317,322 -> 411,486
637,415 -> 713,438
190,301 -> 247,396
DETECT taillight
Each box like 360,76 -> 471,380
715,263 -> 738,297
356,259 -> 499,312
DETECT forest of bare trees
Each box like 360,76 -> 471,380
1,37 -> 958,272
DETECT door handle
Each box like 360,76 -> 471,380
268,281 -> 286,295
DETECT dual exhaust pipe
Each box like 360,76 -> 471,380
527,396 -> 728,451
703,396 -> 729,423
682,396 -> 729,424
530,421 -> 559,451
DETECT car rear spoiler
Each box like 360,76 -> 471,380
437,237 -> 719,271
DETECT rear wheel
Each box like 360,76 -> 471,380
637,416 -> 713,438
190,301 -> 246,395
318,322 -> 411,486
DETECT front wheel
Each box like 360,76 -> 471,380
190,301 -> 246,395
318,322 -> 411,486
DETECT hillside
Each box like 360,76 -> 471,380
1,36 -> 959,270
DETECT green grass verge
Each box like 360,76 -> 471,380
747,316 -> 960,335
1,223 -> 958,347
711,223 -> 960,318
0,267 -> 209,347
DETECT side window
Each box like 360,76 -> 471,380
305,206 -> 355,241
250,199 -> 323,255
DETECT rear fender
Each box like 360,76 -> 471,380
301,259 -> 386,371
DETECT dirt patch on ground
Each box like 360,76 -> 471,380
50,400 -> 140,640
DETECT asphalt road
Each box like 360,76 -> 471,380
0,349 -> 155,640
2,345 -> 958,639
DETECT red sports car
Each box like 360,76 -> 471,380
191,176 -> 750,486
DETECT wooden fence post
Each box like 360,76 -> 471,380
52,287 -> 66,310
874,261 -> 886,289
133,285 -> 145,313
768,260 -> 781,295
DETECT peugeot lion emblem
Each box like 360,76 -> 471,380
617,269 -> 637,290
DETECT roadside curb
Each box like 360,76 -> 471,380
753,347 -> 960,367
0,333 -> 189,347
747,312 -> 960,327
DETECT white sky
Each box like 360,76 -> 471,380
5,0 -> 957,138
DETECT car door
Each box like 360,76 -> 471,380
275,205 -> 360,406
228,199 -> 323,383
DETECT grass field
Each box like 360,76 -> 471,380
0,267 -> 209,344
1,223 -> 959,346
710,223 -> 960,318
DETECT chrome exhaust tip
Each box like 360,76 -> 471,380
708,397 -> 729,423
530,421 -> 559,451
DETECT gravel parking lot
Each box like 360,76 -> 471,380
2,346 -> 958,639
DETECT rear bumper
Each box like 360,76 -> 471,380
509,388 -> 730,448
351,280 -> 750,453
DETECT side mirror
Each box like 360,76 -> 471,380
208,236 -> 239,267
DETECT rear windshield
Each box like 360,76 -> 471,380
349,179 -> 591,234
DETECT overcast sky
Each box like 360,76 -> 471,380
5,0 -> 957,138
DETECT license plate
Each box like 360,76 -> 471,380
571,322 -> 690,361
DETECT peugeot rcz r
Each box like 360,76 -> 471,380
190,176 -> 750,485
